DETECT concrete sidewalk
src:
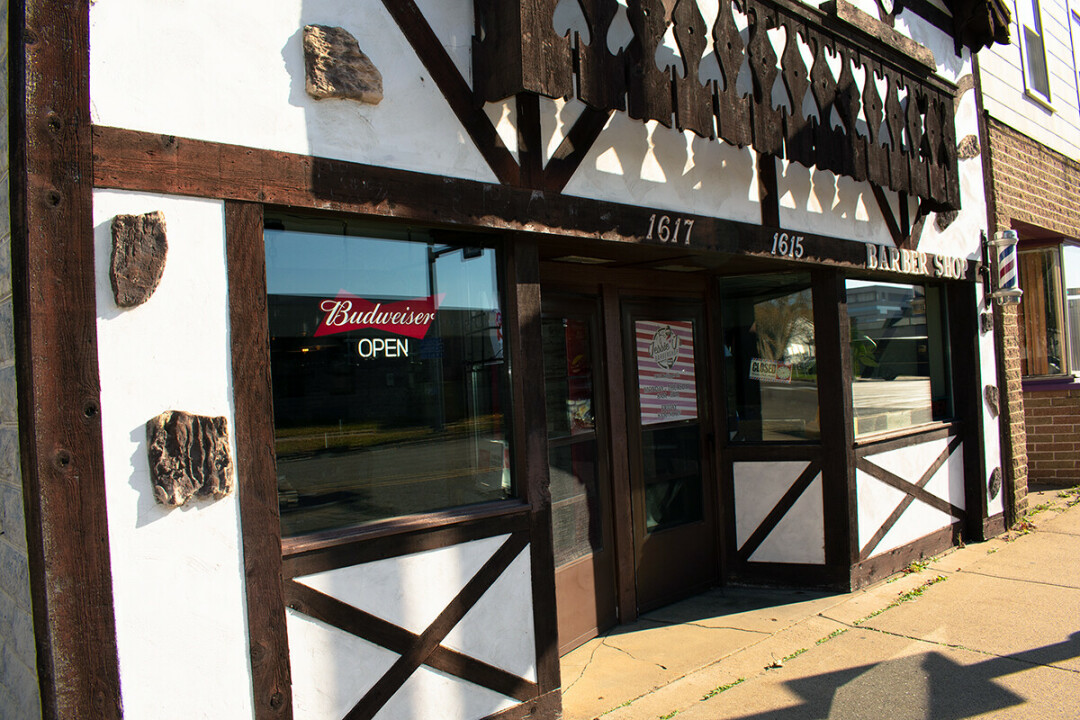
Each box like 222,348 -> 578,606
560,485 -> 1080,720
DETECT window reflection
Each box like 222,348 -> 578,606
266,222 -> 513,537
719,274 -> 819,442
847,280 -> 952,435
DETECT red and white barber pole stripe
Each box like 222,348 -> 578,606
988,230 -> 1023,304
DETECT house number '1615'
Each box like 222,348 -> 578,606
771,232 -> 805,259
646,214 -> 694,245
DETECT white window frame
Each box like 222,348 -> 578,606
1017,0 -> 1053,108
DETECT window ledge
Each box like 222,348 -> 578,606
1024,89 -> 1054,113
853,420 -> 958,448
1022,375 -> 1079,392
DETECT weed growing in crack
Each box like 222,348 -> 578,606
854,575 -> 947,625
816,628 -> 848,645
701,678 -> 745,700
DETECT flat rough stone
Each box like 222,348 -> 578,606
957,134 -> 981,159
303,25 -> 383,104
111,211 -> 167,308
146,411 -> 233,507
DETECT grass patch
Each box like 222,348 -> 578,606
701,678 -> 745,701
816,628 -> 848,645
660,712 -> 679,719
854,575 -> 947,625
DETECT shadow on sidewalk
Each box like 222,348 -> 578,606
723,631 -> 1080,719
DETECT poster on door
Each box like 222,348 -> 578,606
636,320 -> 698,425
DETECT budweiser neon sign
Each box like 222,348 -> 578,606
315,292 -> 444,339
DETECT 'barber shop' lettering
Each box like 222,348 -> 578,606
865,243 -> 966,279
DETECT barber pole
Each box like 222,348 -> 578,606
989,230 -> 1023,304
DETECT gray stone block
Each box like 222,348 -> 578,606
0,300 -> 13,364
0,481 -> 24,550
0,540 -> 30,612
0,425 -> 20,485
0,366 -> 16,425
0,234 -> 11,299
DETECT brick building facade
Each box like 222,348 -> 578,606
984,118 -> 1080,497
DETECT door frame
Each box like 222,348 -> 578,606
539,263 -> 722,626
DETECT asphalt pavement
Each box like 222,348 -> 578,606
560,484 -> 1080,720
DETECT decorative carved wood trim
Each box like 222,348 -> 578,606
471,0 -> 962,209
13,1 -> 123,716
857,433 -> 965,559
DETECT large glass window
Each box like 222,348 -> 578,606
847,280 -> 952,436
719,274 -> 819,442
265,219 -> 513,537
1017,0 -> 1051,104
1019,243 -> 1080,377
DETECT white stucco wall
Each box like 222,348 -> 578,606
89,0 -> 496,184
93,191 -> 254,719
980,284 -> 1007,519
290,535 -> 536,720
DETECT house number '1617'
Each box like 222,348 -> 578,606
771,232 -> 805,259
646,214 -> 694,245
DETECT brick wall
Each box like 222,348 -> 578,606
1023,388 -> 1080,486
0,2 -> 42,716
999,303 -> 1029,511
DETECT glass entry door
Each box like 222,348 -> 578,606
624,301 -> 718,611
542,297 -> 617,653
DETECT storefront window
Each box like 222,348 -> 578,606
265,220 -> 513,537
847,280 -> 952,436
719,274 -> 819,442
1019,243 -> 1080,377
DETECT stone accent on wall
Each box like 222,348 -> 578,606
957,134 -> 981,160
110,211 -> 167,308
303,25 -> 383,104
146,411 -> 234,507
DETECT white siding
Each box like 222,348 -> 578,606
980,0 -> 1080,159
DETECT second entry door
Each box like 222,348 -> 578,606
622,300 -> 718,612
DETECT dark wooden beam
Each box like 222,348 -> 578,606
11,2 -> 122,716
871,183 -> 904,246
93,127 -> 983,279
543,107 -> 613,193
226,201 -> 293,719
516,93 -> 544,188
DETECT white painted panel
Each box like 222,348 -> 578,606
296,534 -> 508,636
749,474 -> 825,565
855,467 -> 905,550
733,461 -> 810,548
93,191 -> 254,719
443,547 -> 537,682
561,109 -> 763,225
288,609 -> 400,720
979,287 -> 1006,518
863,436 -> 950,488
872,490 -> 954,556
89,0 -> 496,183
374,665 -> 518,720
921,442 -> 967,512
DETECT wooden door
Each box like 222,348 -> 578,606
542,297 -> 618,654
623,300 -> 718,611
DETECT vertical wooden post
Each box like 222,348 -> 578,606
226,202 -> 293,718
812,269 -> 857,586
948,281 -> 989,542
505,236 -> 562,710
11,1 -> 123,716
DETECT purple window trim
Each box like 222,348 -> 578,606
1022,375 -> 1080,392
